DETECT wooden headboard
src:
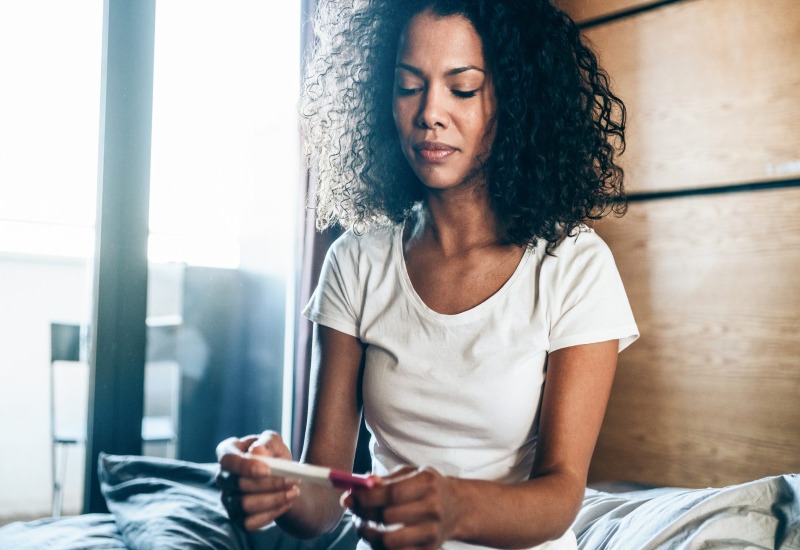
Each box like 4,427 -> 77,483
553,0 -> 800,487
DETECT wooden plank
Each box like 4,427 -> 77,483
589,188 -> 800,488
577,0 -> 800,193
553,0 -> 666,24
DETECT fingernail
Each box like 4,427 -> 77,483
368,474 -> 383,486
286,486 -> 300,499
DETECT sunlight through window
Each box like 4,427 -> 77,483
149,0 -> 300,272
0,1 -> 301,274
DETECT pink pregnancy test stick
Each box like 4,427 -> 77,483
247,455 -> 376,490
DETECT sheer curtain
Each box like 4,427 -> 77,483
292,176 -> 341,457
292,1 -> 380,473
291,0 -> 335,459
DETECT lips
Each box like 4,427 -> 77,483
413,141 -> 457,162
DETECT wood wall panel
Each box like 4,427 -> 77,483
589,188 -> 800,488
574,0 -> 800,193
553,0 -> 665,24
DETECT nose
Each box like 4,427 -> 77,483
416,87 -> 449,129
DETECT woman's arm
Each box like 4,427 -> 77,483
275,323 -> 366,537
350,339 -> 619,549
218,323 -> 365,537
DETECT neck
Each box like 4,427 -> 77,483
410,185 -> 506,255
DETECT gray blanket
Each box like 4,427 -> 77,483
0,454 -> 797,549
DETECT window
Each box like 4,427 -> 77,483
0,0 -> 301,518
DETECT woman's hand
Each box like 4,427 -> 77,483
216,430 -> 300,531
346,466 -> 461,550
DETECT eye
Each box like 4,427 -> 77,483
452,89 -> 478,99
396,86 -> 422,96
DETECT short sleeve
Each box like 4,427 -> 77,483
547,229 -> 639,353
302,232 -> 361,338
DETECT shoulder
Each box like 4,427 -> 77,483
536,225 -> 622,296
330,225 -> 396,251
327,225 -> 398,265
542,225 -> 614,266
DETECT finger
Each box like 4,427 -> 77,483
220,451 -> 270,478
349,470 -> 443,529
253,429 -> 283,447
352,493 -> 436,534
240,485 -> 300,517
353,468 -> 434,510
247,431 -> 293,460
218,434 -> 270,477
346,473 -> 382,503
355,519 -> 408,550
238,473 -> 298,494
222,492 -> 246,522
353,515 -> 384,549
347,477 -> 393,523
357,525 -> 385,550
382,465 -> 418,482
349,503 -> 383,524
380,496 -> 441,528
216,435 -> 259,462
377,521 -> 440,550
234,486 -> 300,532
216,469 -> 241,493
386,467 -> 440,504
348,480 -> 388,510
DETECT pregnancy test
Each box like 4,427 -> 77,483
247,455 -> 376,490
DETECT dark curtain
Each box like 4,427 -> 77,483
291,0 -> 320,459
291,185 -> 340,457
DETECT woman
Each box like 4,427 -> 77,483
218,1 -> 638,548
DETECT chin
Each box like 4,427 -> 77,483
418,177 -> 462,191
415,167 -> 486,192
412,167 -> 462,190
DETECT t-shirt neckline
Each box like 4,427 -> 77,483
393,226 -> 533,324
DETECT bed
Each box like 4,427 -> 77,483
4,0 -> 799,545
1,453 -> 797,549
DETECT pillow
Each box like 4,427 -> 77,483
99,453 -> 359,550
572,474 -> 800,549
100,453 -> 250,550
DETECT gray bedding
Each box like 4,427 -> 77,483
575,479 -> 800,549
0,454 -> 797,549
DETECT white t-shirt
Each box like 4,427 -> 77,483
303,224 -> 639,550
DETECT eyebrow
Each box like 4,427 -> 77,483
395,63 -> 486,77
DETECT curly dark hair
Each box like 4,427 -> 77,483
301,0 -> 626,250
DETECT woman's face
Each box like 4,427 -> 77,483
393,11 -> 497,192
